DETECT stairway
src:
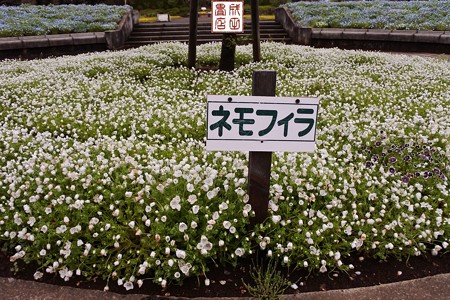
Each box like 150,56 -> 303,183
122,20 -> 291,49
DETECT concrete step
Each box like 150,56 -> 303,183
129,29 -> 288,37
133,21 -> 283,30
127,33 -> 290,41
123,36 -> 291,48
124,20 -> 290,49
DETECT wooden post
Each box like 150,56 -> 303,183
248,70 -> 276,227
188,0 -> 199,68
251,0 -> 261,62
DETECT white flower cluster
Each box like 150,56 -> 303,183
0,42 -> 448,290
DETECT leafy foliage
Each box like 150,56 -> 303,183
243,258 -> 291,300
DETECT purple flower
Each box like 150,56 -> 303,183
388,156 -> 397,163
401,176 -> 409,183
389,167 -> 395,174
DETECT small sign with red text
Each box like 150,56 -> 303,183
211,1 -> 244,33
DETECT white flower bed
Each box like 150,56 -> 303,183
0,42 -> 449,289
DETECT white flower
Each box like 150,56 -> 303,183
170,196 -> 181,211
176,249 -> 186,259
219,202 -> 228,211
179,261 -> 192,275
125,191 -> 132,198
187,194 -> 197,204
27,217 -> 36,227
272,215 -> 281,224
58,267 -> 73,282
287,242 -> 293,250
124,281 -> 134,290
235,248 -> 245,257
128,221 -> 135,229
137,279 -> 143,288
196,235 -> 213,253
192,205 -> 200,214
34,271 -> 44,280
41,225 -> 48,233
70,225 -> 81,234
179,222 -> 188,232
223,221 -> 231,229
56,225 -> 67,234
191,221 -> 198,229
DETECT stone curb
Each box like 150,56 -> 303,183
1,273 -> 449,300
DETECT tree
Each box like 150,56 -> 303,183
218,33 -> 237,71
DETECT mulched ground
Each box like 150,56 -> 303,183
1,246 -> 449,298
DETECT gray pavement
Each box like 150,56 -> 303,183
1,273 -> 449,300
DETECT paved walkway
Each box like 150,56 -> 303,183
1,273 -> 449,300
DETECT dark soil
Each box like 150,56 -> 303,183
0,246 -> 449,298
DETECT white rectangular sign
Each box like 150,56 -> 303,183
211,1 -> 244,33
206,95 -> 320,152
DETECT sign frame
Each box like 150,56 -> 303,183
206,95 -> 320,152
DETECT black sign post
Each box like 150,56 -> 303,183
188,0 -> 199,68
248,70 -> 276,227
251,0 -> 261,62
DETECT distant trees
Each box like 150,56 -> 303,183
0,0 -> 292,8
0,0 -> 126,5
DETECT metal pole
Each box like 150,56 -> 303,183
251,0 -> 261,62
248,70 -> 276,227
188,0 -> 199,68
